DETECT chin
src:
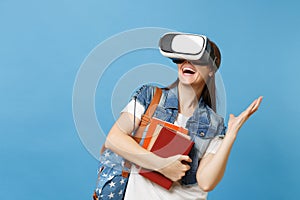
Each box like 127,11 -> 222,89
178,78 -> 195,87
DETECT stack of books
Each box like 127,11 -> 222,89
138,117 -> 194,190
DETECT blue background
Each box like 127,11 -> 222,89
1,0 -> 299,199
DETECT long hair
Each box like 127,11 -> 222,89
201,41 -> 221,112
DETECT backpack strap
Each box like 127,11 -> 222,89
100,86 -> 162,154
133,87 -> 162,144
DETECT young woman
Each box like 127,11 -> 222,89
104,35 -> 263,200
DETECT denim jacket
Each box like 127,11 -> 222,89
132,83 -> 226,185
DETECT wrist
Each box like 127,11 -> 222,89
150,154 -> 176,172
142,153 -> 165,171
152,155 -> 166,172
224,131 -> 237,142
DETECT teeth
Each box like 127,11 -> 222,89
183,67 -> 195,73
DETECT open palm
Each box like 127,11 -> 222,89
227,96 -> 263,136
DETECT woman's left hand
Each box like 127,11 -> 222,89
227,96 -> 263,138
196,96 -> 263,190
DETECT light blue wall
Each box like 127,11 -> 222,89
1,0 -> 299,199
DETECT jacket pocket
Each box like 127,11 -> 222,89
191,122 -> 217,139
189,123 -> 217,159
152,105 -> 170,121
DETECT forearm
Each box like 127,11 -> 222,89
197,132 -> 236,191
105,122 -> 165,171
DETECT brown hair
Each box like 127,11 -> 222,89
201,41 -> 221,112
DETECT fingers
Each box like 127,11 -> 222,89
226,96 -> 263,136
229,113 -> 235,119
178,155 -> 191,172
246,98 -> 258,113
159,155 -> 192,182
241,96 -> 263,117
175,160 -> 191,181
249,96 -> 263,115
178,155 -> 192,163
228,96 -> 263,125
253,96 -> 263,110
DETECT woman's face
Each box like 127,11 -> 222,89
177,60 -> 212,87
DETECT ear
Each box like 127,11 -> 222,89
209,71 -> 214,77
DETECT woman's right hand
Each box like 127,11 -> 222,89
157,155 -> 192,182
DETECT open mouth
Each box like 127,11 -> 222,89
182,67 -> 196,75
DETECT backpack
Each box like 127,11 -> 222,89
93,87 -> 162,200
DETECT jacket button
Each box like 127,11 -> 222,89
200,132 -> 205,137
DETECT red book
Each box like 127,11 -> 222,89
142,117 -> 188,150
139,125 -> 194,190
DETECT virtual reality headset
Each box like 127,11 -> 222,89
159,32 -> 217,67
